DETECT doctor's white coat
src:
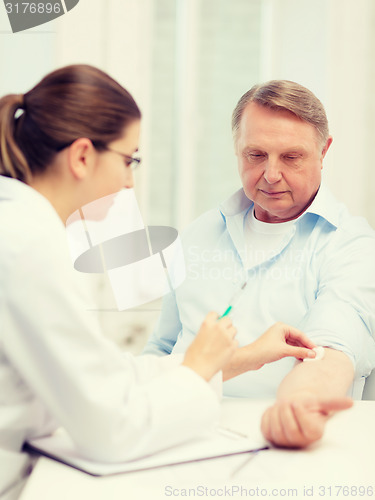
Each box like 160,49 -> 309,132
0,177 -> 220,498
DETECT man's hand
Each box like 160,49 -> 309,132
260,348 -> 355,448
261,395 -> 353,448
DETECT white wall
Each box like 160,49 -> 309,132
54,0 -> 155,218
325,0 -> 375,225
0,7 -> 55,95
261,0 -> 375,225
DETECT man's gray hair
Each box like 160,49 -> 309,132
232,80 -> 329,145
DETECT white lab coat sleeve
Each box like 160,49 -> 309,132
2,229 -> 221,463
131,352 -> 223,399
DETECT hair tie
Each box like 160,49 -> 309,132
14,94 -> 26,120
18,94 -> 25,110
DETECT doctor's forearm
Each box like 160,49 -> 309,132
276,348 -> 354,401
222,345 -> 262,381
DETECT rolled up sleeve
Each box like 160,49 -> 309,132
298,229 -> 375,379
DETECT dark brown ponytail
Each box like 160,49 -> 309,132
0,94 -> 31,183
0,64 -> 141,184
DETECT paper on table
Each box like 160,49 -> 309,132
24,428 -> 267,477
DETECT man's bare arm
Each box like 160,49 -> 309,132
277,348 -> 354,399
261,348 -> 354,448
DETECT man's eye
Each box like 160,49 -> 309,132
284,155 -> 299,161
125,159 -> 133,167
247,153 -> 265,160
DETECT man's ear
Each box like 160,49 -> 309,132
67,138 -> 96,180
321,136 -> 333,160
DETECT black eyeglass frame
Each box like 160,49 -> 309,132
104,147 -> 141,171
55,141 -> 141,171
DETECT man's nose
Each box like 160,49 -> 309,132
263,158 -> 282,184
124,170 -> 134,189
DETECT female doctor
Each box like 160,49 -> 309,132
0,65 -> 317,498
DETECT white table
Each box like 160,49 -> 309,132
20,400 -> 375,500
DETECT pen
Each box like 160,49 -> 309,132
218,280 -> 248,319
219,305 -> 232,318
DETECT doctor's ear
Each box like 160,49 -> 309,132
321,136 -> 333,160
67,138 -> 97,180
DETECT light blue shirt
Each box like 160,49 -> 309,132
144,185 -> 375,399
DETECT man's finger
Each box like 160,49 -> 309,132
317,398 -> 353,414
269,405 -> 289,446
278,401 -> 305,446
291,402 -> 325,442
261,407 -> 271,440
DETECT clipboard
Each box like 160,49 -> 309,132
24,428 -> 268,477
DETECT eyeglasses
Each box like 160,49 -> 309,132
105,147 -> 141,171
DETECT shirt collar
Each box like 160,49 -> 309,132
219,188 -> 253,219
302,184 -> 340,228
219,184 -> 340,228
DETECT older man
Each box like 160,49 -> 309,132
144,81 -> 375,447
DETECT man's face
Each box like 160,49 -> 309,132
235,102 -> 332,223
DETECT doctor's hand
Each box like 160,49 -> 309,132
249,322 -> 317,370
261,395 -> 353,448
182,312 -> 238,382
